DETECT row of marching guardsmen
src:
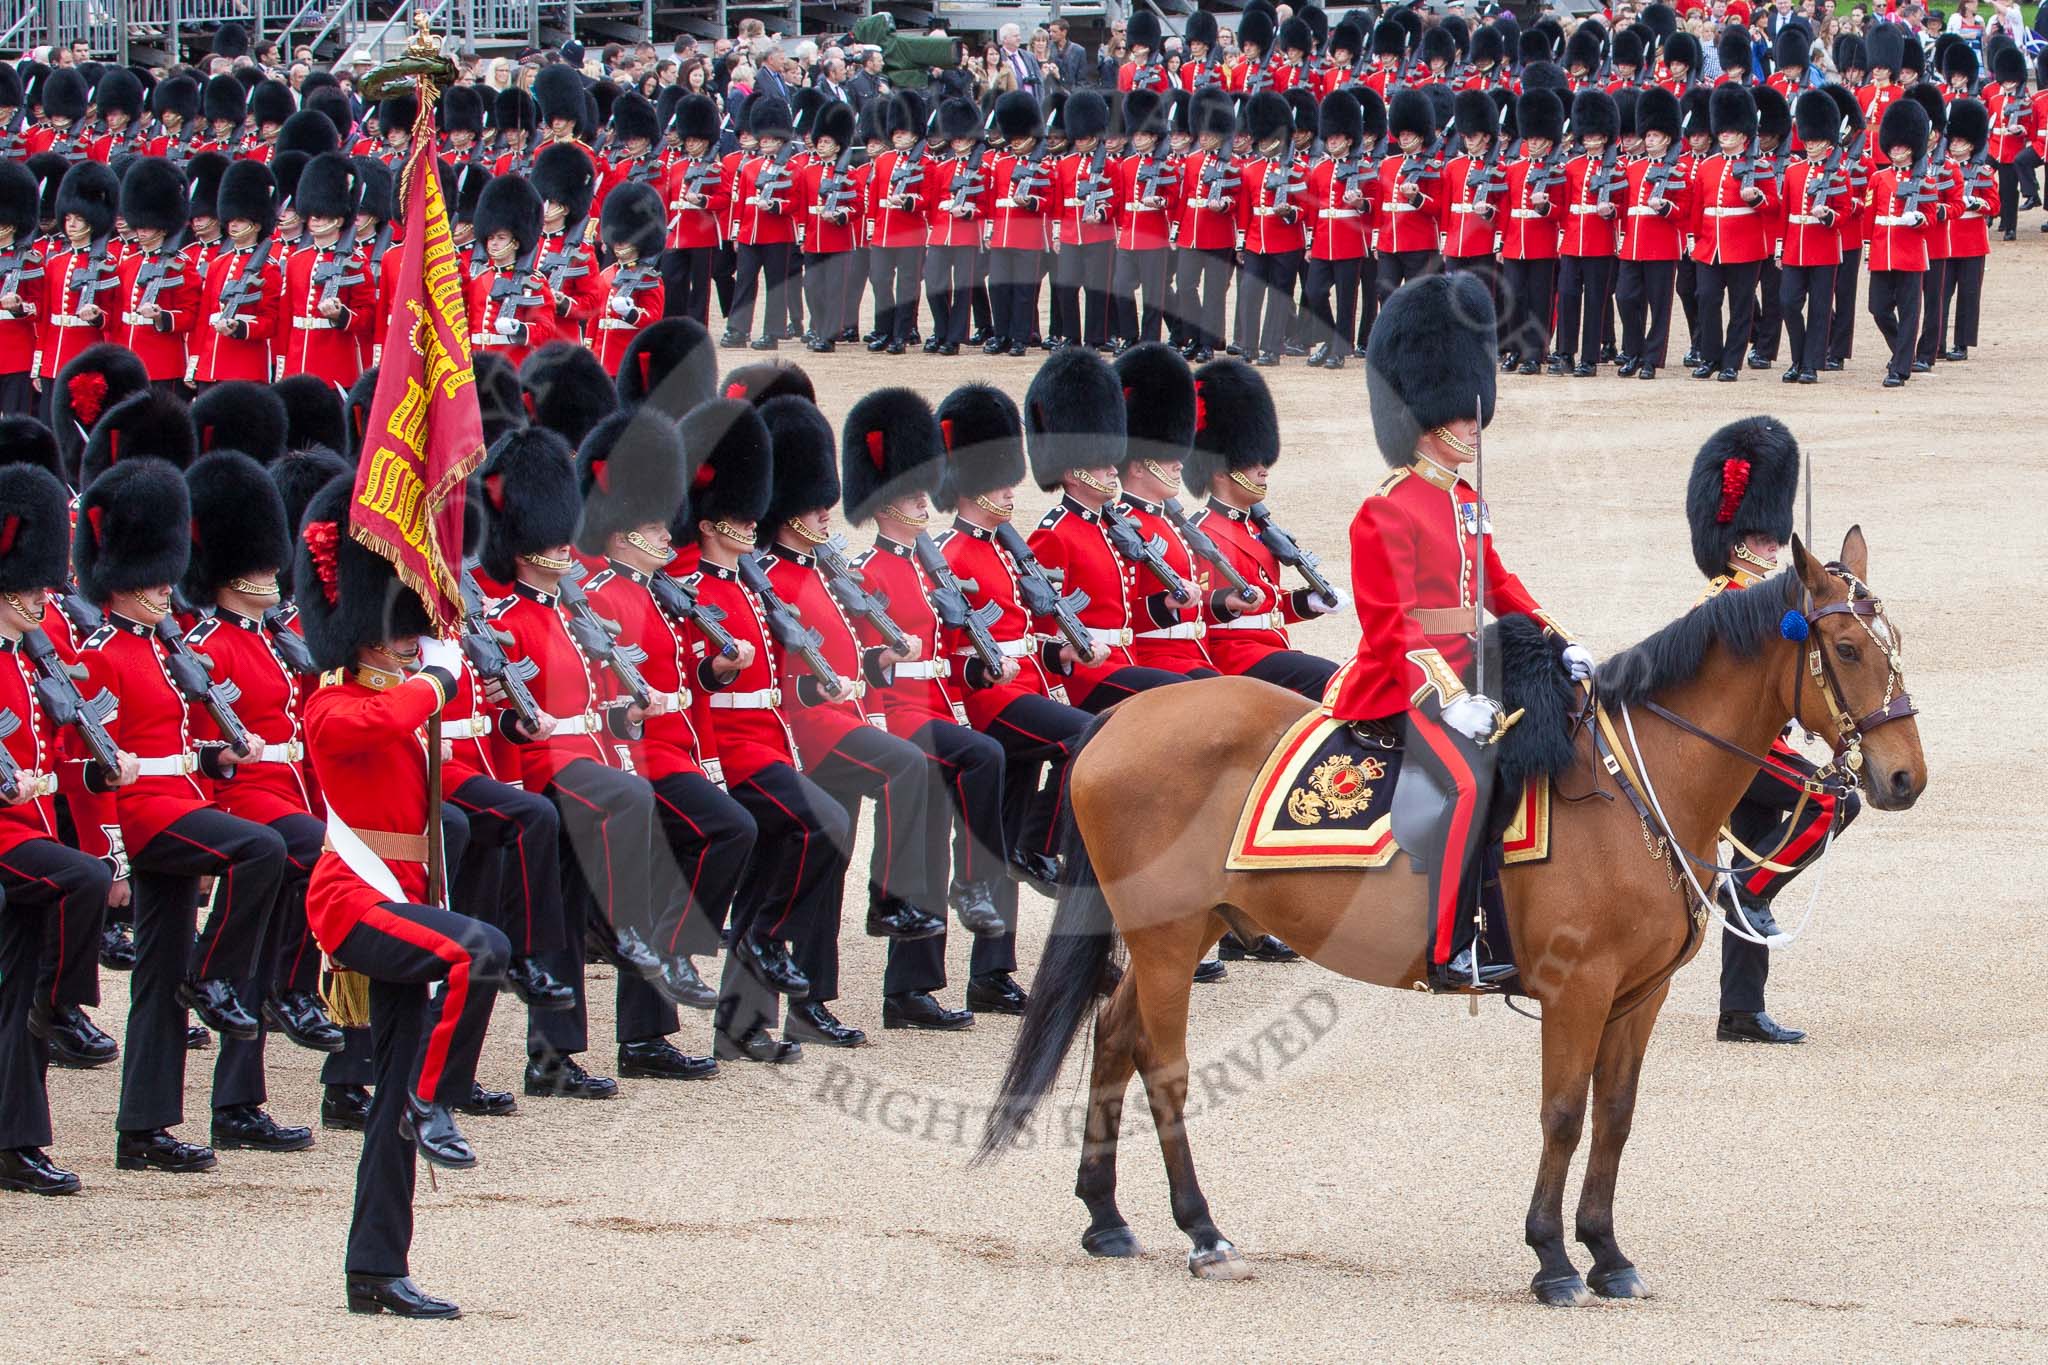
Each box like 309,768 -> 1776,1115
0,324 -> 1344,1233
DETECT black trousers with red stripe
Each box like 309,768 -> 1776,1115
449,774 -> 566,961
120,807 -> 287,1133
0,839 -> 112,1150
1245,649 -> 1340,701
213,812 -> 324,1112
717,761 -> 850,1039
977,691 -> 1092,979
632,770 -> 755,1043
881,719 -> 1007,998
331,900 -> 509,1278
1719,745 -> 1862,1014
1399,708 -> 1491,969
801,724 -> 933,1006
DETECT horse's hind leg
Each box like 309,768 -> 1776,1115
1525,987 -> 1610,1306
1131,959 -> 1249,1280
1075,977 -> 1142,1257
1575,991 -> 1668,1300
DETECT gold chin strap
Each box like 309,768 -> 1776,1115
885,506 -> 931,528
520,551 -> 574,573
712,519 -> 757,548
785,516 -> 830,545
1227,469 -> 1268,497
972,496 -> 1014,521
1070,469 -> 1120,497
1732,543 -> 1779,574
622,531 -> 675,564
133,589 -> 171,617
228,577 -> 281,600
1429,426 -> 1479,460
2,591 -> 45,624
1141,459 -> 1177,488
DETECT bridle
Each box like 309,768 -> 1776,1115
1793,561 -> 1917,779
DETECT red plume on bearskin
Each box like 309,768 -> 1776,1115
1716,459 -> 1751,525
68,371 -> 108,426
303,517 -> 341,606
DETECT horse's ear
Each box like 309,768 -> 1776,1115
1838,524 -> 1868,582
1789,535 -> 1828,597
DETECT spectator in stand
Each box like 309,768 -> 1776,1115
1945,0 -> 1984,40
847,47 -> 885,106
1046,18 -> 1087,90
752,38 -> 793,103
289,62 -> 310,91
817,54 -> 852,104
1031,28 -> 1064,101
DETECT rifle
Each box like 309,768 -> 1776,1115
886,135 -> 929,205
1525,147 -> 1567,198
1005,139 -> 1051,209
1640,143 -> 1686,206
310,225 -> 363,307
538,225 -> 589,297
752,138 -> 802,213
457,565 -> 543,732
1337,146 -> 1377,203
1162,498 -> 1258,604
814,535 -> 911,655
1961,145 -> 1994,205
134,249 -> 185,315
21,627 -> 119,775
1073,142 -> 1114,223
1101,502 -> 1194,604
1807,130 -> 1866,213
1591,140 -> 1626,207
810,143 -> 860,221
911,532 -> 1005,677
1469,125 -> 1512,210
1258,150 -> 1307,217
0,709 -> 23,800
214,237 -> 274,329
557,569 -> 653,710
941,141 -> 987,214
490,239 -> 546,335
0,246 -> 42,305
71,241 -> 119,316
1730,135 -> 1774,194
1194,148 -> 1239,209
734,552 -> 847,696
1135,150 -> 1178,202
1247,502 -> 1337,603
646,568 -> 740,661
680,155 -> 723,201
1895,150 -> 1943,218
261,608 -> 319,677
155,618 -> 254,759
991,521 -> 1095,659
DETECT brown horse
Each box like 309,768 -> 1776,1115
979,530 -> 1925,1304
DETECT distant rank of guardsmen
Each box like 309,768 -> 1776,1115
0,2 -> 2039,408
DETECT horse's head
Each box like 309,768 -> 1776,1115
1791,527 -> 1925,812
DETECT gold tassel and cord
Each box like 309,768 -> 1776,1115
321,964 -> 372,1029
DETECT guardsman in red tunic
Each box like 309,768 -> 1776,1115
1108,89 -> 1179,348
1440,89 -> 1504,310
758,397 -> 954,1042
574,409 -> 751,1076
984,92 -> 1051,357
533,64 -> 608,180
182,452 -> 335,1154
1689,85 -> 1780,381
292,474 -> 510,1320
932,384 -> 1093,1004
1937,98 -> 1996,361
1684,417 -> 1857,1047
591,182 -> 666,375
839,390 -> 1006,1026
143,74 -> 202,164
726,97 -> 805,351
0,162 -> 44,416
436,84 -> 485,173
530,143 -> 602,343
1306,93 -> 1378,368
1180,10 -> 1227,93
1554,90 -> 1624,376
1174,88 -> 1242,362
1657,32 -> 1702,97
675,399 -> 847,1061
1111,344 -> 1223,678
193,74 -> 247,158
1982,45 -> 2033,241
109,161 -> 199,388
1616,89 -> 1689,379
192,160 -> 284,387
593,92 -> 666,223
918,97 -> 986,355
35,163 -> 120,399
0,466 -> 116,1195
1865,99 -> 1937,387
69,458 -> 290,1170
660,94 -> 731,329
1778,93 -> 1848,383
1498,89 -> 1566,372
1048,92 -> 1115,352
1120,12 -> 1175,94
1329,276 -> 1591,989
464,176 -> 562,371
238,80 -> 295,166
1858,24 -> 1906,127
83,68 -> 147,163
22,69 -> 90,162
794,102 -> 863,355
489,86 -> 539,179
1233,92 -> 1308,367
1909,86 -> 1963,373
280,152 -> 374,385
857,94 -> 926,354
1372,90 -> 1448,312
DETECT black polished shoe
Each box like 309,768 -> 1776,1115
345,1273 -> 460,1319
749,335 -> 779,351
1547,353 -> 1571,375
1323,353 -> 1346,369
719,330 -> 747,349
1822,358 -> 1844,371
785,1000 -> 867,1048
736,933 -> 810,997
651,954 -> 718,1010
29,1003 -> 118,1069
1782,365 -> 1803,383
713,1025 -> 802,1063
1615,355 -> 1640,377
865,895 -> 946,941
1500,352 -> 1521,372
1942,346 -> 1966,362
1516,359 -> 1540,375
187,1018 -> 211,1049
982,336 -> 1007,355
1191,347 -> 1215,363
1572,363 -> 1595,378
921,336 -> 942,354
1599,343 -> 1617,363
452,1082 -> 518,1117
965,971 -> 1029,1015
808,339 -> 837,353
1797,370 -> 1818,384
1910,359 -> 1932,373
1307,343 -> 1329,367
1217,932 -> 1301,963
321,1084 -> 371,1131
865,335 -> 890,353
263,990 -> 345,1053
1681,347 -> 1702,368
1007,850 -> 1061,898
967,328 -> 990,346
503,956 -> 576,1012
178,977 -> 259,1041
98,920 -> 136,971
1007,342 -> 1028,357
1252,350 -> 1278,366
1224,343 -> 1244,356
1733,899 -> 1783,938
1716,368 -> 1738,382
1883,373 -> 1906,388
906,329 -> 923,345
1717,1010 -> 1806,1044
939,342 -> 960,356
886,339 -> 907,355
115,1128 -> 217,1173
618,1038 -> 720,1079
0,1146 -> 80,1195
1638,366 -> 1657,381
1427,945 -> 1517,990
587,925 -> 662,977
211,1103 -> 315,1153
1193,957 -> 1228,984
883,991 -> 974,1030
2002,229 -> 2016,241
1746,350 -> 1772,370
948,880 -> 1005,937
522,1056 -> 619,1100
1283,341 -> 1308,357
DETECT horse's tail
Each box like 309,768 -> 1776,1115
976,714 -> 1119,1165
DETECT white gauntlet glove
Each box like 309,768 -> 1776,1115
494,315 -> 522,336
1442,694 -> 1504,744
609,294 -> 634,317
416,635 -> 463,675
1307,588 -> 1349,615
1560,643 -> 1595,681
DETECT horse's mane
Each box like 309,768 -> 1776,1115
1595,571 -> 1797,706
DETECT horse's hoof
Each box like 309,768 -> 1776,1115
1589,1266 -> 1649,1299
1532,1272 -> 1593,1307
1081,1224 -> 1142,1258
1188,1240 -> 1253,1280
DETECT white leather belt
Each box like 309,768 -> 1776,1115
1252,206 -> 1294,217
994,636 -> 1037,658
50,315 -> 92,327
1702,206 -> 1755,217
649,688 -> 689,710
250,741 -> 304,764
1134,621 -> 1206,641
1626,205 -> 1660,216
120,311 -> 157,325
1510,208 -> 1543,219
11,773 -> 56,797
596,317 -> 637,330
1569,204 -> 1605,214
893,659 -> 948,680
709,687 -> 782,710
1318,208 -> 1362,218
1449,204 -> 1484,214
1214,611 -> 1286,631
469,332 -> 511,345
1788,214 -> 1823,225
551,712 -> 601,735
1962,211 -> 1984,220
135,754 -> 199,776
1381,202 -> 1421,213
1873,214 -> 1915,226
293,316 -> 335,329
443,715 -> 492,739
1087,627 -> 1133,649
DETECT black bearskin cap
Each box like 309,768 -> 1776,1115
1682,86 -> 1715,139
1945,97 -> 1989,150
936,95 -> 981,142
1322,90 -> 1366,143
55,160 -> 117,238
933,384 -> 1025,510
882,90 -> 927,139
1638,86 -> 1683,140
1774,23 -> 1813,72
532,140 -> 595,222
1370,18 -> 1406,58
521,342 -> 617,449
720,360 -> 814,408
1516,88 -> 1565,144
344,366 -> 379,459
0,464 -> 72,591
1752,85 -> 1791,142
274,373 -> 346,457
1992,43 -> 2026,86
214,159 -> 277,234
41,68 -> 86,122
1276,16 -> 1312,56
814,100 -> 856,150
494,85 -> 539,136
842,388 -> 944,524
1247,90 -> 1292,145
1470,26 -> 1505,67
1187,11 -> 1220,50
671,92 -> 718,143
1240,10 -> 1277,55
1064,90 -> 1109,142
1664,31 -> 1702,73
472,352 -> 526,450
1571,89 -> 1619,142
1389,87 -> 1436,142
53,343 -> 147,483
0,416 -> 62,482
618,318 -> 716,417
1904,83 -> 1946,138
191,380 -> 286,464
1687,416 -> 1799,578
994,90 -> 1042,141
1123,88 -> 1168,139
185,152 -> 229,223
1191,86 -> 1236,139
611,91 -> 659,146
479,426 -> 580,582
152,73 -> 199,124
1711,83 -> 1758,138
439,83 -> 483,136
1866,23 -> 1905,74
1521,59 -> 1569,93
352,155 -> 395,223
184,450 -> 289,600
75,458 -> 190,603
80,389 -> 195,486
1565,25 -> 1605,73
745,93 -> 793,140
1614,28 -> 1648,71
1127,11 -> 1164,55
534,63 -> 589,135
1420,25 -> 1458,67
278,108 -> 339,159
295,151 -> 358,221
575,406 -> 687,555
304,87 -> 355,144
760,396 -> 840,533
1717,27 -> 1753,81
600,180 -> 665,259
271,446 -> 350,567
294,474 -> 434,670
0,161 -> 38,240
1821,83 -> 1864,137
474,172 -> 542,251
1113,342 -> 1196,470
1641,3 -> 1680,41
1367,272 -> 1497,468
1454,88 -> 1500,139
1355,87 -> 1389,142
203,73 -> 246,126
1185,358 -> 1278,494
1024,347 -> 1125,491
212,21 -> 249,58
94,67 -> 143,122
1519,29 -> 1556,65
248,79 -> 294,130
680,398 -> 774,526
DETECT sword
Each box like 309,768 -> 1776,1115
1472,395 -> 1487,718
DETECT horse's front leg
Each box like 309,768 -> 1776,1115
1575,986 -> 1669,1300
1525,983 -> 1613,1306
